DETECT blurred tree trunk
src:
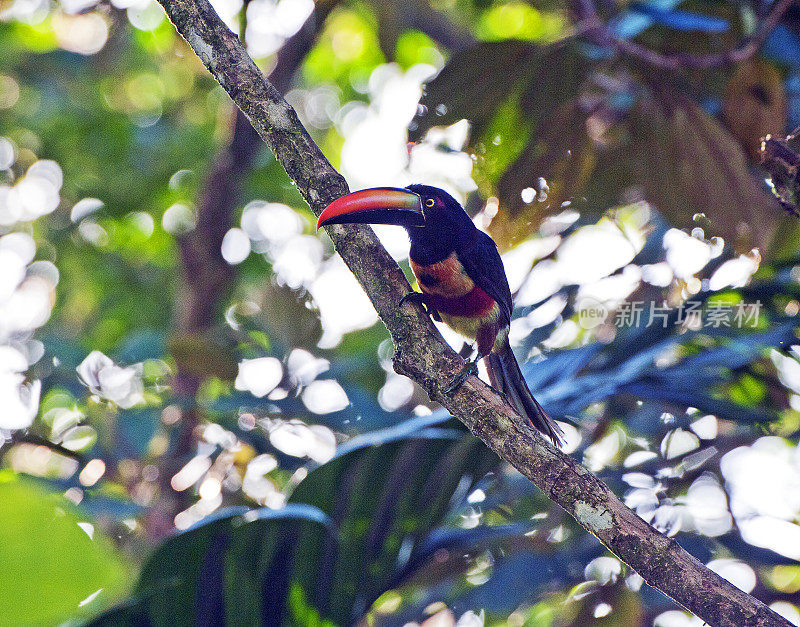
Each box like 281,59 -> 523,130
148,2 -> 337,538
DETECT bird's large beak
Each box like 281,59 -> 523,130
316,187 -> 425,230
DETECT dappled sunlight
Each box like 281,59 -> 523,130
241,200 -> 304,247
2,0 -> 800,622
161,202 -> 196,234
557,214 -> 645,285
170,454 -> 212,492
268,418 -> 337,461
245,0 -> 314,58
239,200 -> 326,287
0,157 -> 58,432
126,0 -> 165,31
663,228 -> 718,279
302,379 -> 349,414
0,160 -> 62,224
0,374 -> 40,430
286,347 -> 329,386
220,227 -> 251,264
721,437 -> 800,559
707,558 -> 757,593
339,63 -> 475,199
53,11 -> 109,55
709,252 -> 760,290
77,351 -> 145,409
0,0 -> 49,23
684,474 -> 732,537
310,255 -> 378,347
208,0 -> 243,33
242,453 -> 280,504
234,356 -> 283,398
378,371 -> 415,411
272,234 -> 324,289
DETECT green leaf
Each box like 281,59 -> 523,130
395,30 -> 441,71
287,420 -> 498,623
0,472 -> 129,625
302,8 -> 385,97
90,505 -> 333,626
476,2 -> 565,42
91,418 -> 498,625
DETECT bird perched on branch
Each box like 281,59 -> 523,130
317,184 -> 563,446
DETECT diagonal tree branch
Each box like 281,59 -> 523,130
155,0 -> 792,624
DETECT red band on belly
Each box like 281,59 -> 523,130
426,286 -> 496,317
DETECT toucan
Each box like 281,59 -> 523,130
316,184 -> 564,446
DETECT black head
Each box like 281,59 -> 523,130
405,184 -> 472,232
317,184 -> 473,232
316,184 -> 477,258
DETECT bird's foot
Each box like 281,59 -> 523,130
444,354 -> 482,395
459,342 -> 476,359
399,291 -> 442,322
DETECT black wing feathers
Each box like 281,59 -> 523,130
457,231 -> 513,324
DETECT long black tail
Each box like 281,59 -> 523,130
485,338 -> 563,446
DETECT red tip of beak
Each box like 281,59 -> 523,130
316,195 -> 354,230
316,188 -> 424,229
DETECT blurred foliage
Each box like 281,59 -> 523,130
2,0 -> 800,625
0,472 -> 129,624
90,418 -> 498,625
411,35 -> 792,250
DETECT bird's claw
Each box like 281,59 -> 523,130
399,291 -> 441,322
459,342 -> 476,359
444,357 -> 480,395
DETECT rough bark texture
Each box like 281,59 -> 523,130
761,126 -> 800,217
155,0 -> 793,624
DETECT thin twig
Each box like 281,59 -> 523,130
574,0 -> 798,70
154,0 -> 792,624
1,431 -> 87,464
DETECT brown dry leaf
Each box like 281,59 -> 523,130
722,60 -> 787,161
630,89 -> 780,249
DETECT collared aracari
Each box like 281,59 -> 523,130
316,184 -> 564,446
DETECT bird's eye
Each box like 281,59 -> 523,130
424,198 -> 435,208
